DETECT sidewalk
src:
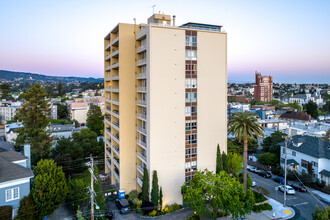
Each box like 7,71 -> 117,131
310,189 -> 330,203
263,198 -> 295,219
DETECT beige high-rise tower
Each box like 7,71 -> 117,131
104,14 -> 227,205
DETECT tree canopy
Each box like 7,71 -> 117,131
258,152 -> 278,166
304,100 -> 319,119
87,105 -> 104,136
0,83 -> 12,100
182,170 -> 255,219
32,159 -> 68,217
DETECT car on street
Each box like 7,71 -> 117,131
258,171 -> 272,178
105,210 -> 114,219
116,198 -> 130,214
254,168 -> 262,173
273,176 -> 285,184
251,178 -> 256,187
248,166 -> 256,172
279,185 -> 296,195
290,183 -> 307,192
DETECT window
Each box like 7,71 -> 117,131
185,161 -> 197,172
185,50 -> 197,60
186,147 -> 197,158
186,134 -> 197,144
185,120 -> 197,130
185,106 -> 197,116
312,161 -> 318,167
301,159 -> 308,168
186,64 -> 197,71
5,187 -> 19,202
185,78 -> 197,88
185,106 -> 191,117
185,92 -> 197,103
292,151 -> 296,157
185,36 -> 197,47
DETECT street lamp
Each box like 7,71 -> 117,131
283,128 -> 291,207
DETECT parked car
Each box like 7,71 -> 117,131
251,178 -> 256,187
105,210 -> 114,219
116,198 -> 130,214
290,183 -> 307,192
254,168 -> 262,173
273,177 -> 285,184
259,171 -> 272,178
279,185 -> 295,195
247,165 -> 253,171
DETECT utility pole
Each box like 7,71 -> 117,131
284,136 -> 287,207
90,155 -> 94,220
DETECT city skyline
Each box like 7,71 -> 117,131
0,0 -> 329,83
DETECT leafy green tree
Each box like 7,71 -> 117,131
55,103 -> 68,119
258,152 -> 278,166
322,101 -> 330,115
15,83 -> 51,165
67,178 -> 88,210
227,139 -> 242,155
304,100 -> 319,119
72,128 -> 103,158
87,105 -> 104,136
216,144 -> 223,174
93,165 -> 105,212
151,171 -> 159,207
228,112 -> 264,191
312,205 -> 330,220
17,194 -> 37,220
287,101 -> 302,112
227,153 -> 243,176
57,81 -> 64,96
238,173 -> 252,188
159,187 -> 163,210
262,131 -> 286,154
222,151 -> 228,173
228,97 -> 237,103
0,83 -> 12,99
182,170 -> 255,219
32,159 -> 68,217
142,168 -> 150,202
233,137 -> 258,153
76,210 -> 85,220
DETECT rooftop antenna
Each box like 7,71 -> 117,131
152,5 -> 156,14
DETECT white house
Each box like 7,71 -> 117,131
280,135 -> 330,185
289,93 -> 323,107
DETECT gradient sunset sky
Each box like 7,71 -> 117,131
0,0 -> 329,83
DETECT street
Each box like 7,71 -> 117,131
249,171 -> 329,220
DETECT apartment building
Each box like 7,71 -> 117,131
0,101 -> 21,124
254,71 -> 273,102
104,14 -> 227,204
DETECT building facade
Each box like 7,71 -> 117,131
0,101 -> 21,124
104,14 -> 227,204
254,71 -> 273,102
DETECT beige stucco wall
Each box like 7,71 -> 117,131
117,23 -> 138,192
149,26 -> 186,205
196,31 -> 227,171
72,107 -> 89,124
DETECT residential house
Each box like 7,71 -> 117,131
280,135 -> 330,185
5,123 -> 23,143
279,111 -> 315,122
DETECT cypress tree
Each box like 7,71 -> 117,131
151,171 -> 159,207
216,144 -> 223,174
142,168 -> 150,202
222,151 -> 228,173
159,187 -> 163,210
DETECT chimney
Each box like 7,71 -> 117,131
24,144 -> 31,169
172,15 -> 176,26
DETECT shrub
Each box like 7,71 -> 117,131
253,191 -> 267,203
256,186 -> 270,196
149,210 -> 157,216
164,203 -> 183,213
272,164 -> 284,177
0,206 -> 12,220
187,214 -> 200,220
141,200 -> 155,215
252,203 -> 272,213
217,210 -> 230,217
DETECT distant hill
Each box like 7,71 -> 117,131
0,70 -> 103,82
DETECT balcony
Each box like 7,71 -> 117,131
137,45 -> 147,53
113,168 -> 120,180
137,59 -> 146,66
137,87 -> 147,93
106,158 -> 111,169
105,77 -> 111,81
113,156 -> 120,170
137,152 -> 147,163
105,65 -> 111,71
112,121 -> 120,131
105,117 -> 111,125
111,48 -> 119,57
137,176 -> 143,187
112,110 -> 119,119
111,144 -> 120,157
112,74 -> 119,80
137,72 -> 147,79
105,42 -> 111,51
105,138 -> 111,147
137,139 -> 147,150
138,126 -> 147,135
137,100 -> 147,107
112,87 -> 119,93
105,128 -> 111,136
105,88 -> 111,92
136,27 -> 147,40
105,106 -> 111,114
112,134 -> 120,144
137,165 -> 144,175
137,113 -> 147,121
112,62 -> 119,69
106,148 -> 111,158
112,99 -> 119,106
105,53 -> 111,61
111,35 -> 119,46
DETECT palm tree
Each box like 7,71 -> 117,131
228,111 -> 264,191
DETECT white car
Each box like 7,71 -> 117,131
251,178 -> 256,187
249,166 -> 257,172
247,165 -> 252,171
254,168 -> 262,173
279,185 -> 295,195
